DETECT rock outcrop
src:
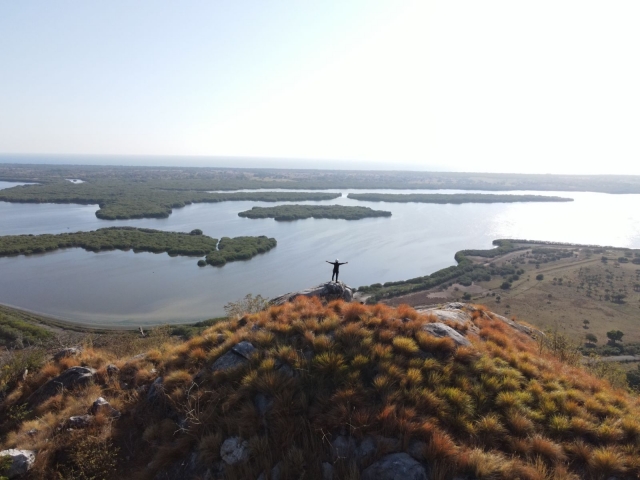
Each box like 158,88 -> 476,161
423,322 -> 471,347
271,281 -> 354,305
27,366 -> 96,406
0,449 -> 35,478
211,341 -> 256,372
417,302 -> 542,338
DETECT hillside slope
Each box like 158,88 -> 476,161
1,300 -> 640,479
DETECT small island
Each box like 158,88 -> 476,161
237,204 -> 392,221
347,193 -> 574,203
0,227 -> 276,267
205,236 -> 277,266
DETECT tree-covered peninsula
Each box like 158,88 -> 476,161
347,193 -> 574,203
0,227 -> 276,266
237,204 -> 392,221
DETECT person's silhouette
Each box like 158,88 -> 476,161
326,259 -> 348,282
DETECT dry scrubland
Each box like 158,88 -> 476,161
387,245 -> 640,348
3,299 -> 640,479
474,249 -> 640,346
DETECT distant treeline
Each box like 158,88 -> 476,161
0,227 -> 277,267
3,164 -> 640,193
238,205 -> 392,221
358,240 -> 527,301
2,165 -> 639,222
347,193 -> 573,203
0,181 -> 340,220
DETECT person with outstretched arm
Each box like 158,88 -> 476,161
326,259 -> 348,282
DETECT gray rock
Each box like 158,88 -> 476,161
356,436 -> 377,461
0,449 -> 35,478
271,281 -> 354,305
331,435 -> 356,461
211,342 -> 256,372
322,462 -> 334,480
27,366 -> 96,406
418,307 -> 471,326
422,322 -> 471,347
106,364 -> 119,375
361,453 -> 428,480
89,397 -> 120,418
53,347 -> 82,361
220,436 -> 249,465
147,377 -> 164,403
67,415 -> 94,428
232,341 -> 256,359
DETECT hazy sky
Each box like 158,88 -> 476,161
1,1 -> 639,173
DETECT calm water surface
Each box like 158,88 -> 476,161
1,181 -> 640,325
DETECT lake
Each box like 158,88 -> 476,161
1,180 -> 640,326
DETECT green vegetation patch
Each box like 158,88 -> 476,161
347,192 -> 574,203
205,236 -> 277,266
0,227 -> 277,267
238,204 -> 392,221
0,312 -> 53,348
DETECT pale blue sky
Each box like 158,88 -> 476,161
1,1 -> 639,173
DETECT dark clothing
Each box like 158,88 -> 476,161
327,261 -> 347,282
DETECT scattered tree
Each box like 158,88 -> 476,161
585,333 -> 597,345
224,293 -> 269,319
606,330 -> 624,345
536,274 -> 544,281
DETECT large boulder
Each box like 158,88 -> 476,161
0,449 -> 35,478
417,302 -> 542,338
211,341 -> 256,372
422,322 -> 471,347
361,452 -> 428,480
27,366 -> 96,406
271,282 -> 354,305
418,303 -> 472,326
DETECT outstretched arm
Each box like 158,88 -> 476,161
326,261 -> 332,264
339,262 -> 348,265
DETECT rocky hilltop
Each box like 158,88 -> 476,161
1,293 -> 639,479
270,281 -> 355,305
